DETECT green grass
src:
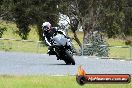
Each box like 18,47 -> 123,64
107,38 -> 132,59
109,47 -> 131,58
0,40 -> 48,53
0,75 -> 131,88
107,38 -> 126,46
0,20 -> 39,40
0,20 -> 46,53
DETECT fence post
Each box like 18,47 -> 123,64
36,42 -> 40,53
130,46 -> 132,59
8,41 -> 11,51
0,41 -> 4,49
81,43 -> 84,56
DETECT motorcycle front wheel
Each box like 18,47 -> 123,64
64,50 -> 75,65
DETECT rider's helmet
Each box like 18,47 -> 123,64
42,22 -> 51,32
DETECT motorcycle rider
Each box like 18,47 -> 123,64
42,22 -> 67,59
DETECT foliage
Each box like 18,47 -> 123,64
83,31 -> 109,57
0,27 -> 7,38
0,0 -> 59,40
59,0 -> 131,38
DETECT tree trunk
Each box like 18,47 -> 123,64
73,31 -> 82,48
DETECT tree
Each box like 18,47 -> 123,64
0,0 -> 60,40
13,1 -> 30,39
99,0 -> 127,38
58,0 -> 82,48
12,0 -> 60,40
124,0 -> 132,36
58,0 -> 128,56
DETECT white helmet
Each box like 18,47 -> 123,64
42,22 -> 51,31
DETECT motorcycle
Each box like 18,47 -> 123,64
50,30 -> 75,65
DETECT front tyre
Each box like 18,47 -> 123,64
65,50 -> 75,65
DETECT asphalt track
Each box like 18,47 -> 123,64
0,51 -> 132,75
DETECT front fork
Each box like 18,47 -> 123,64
54,46 -> 67,60
55,46 -> 73,60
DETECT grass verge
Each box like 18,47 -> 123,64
0,75 -> 131,88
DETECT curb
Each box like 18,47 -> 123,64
101,57 -> 132,61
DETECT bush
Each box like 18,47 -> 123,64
0,27 -> 7,38
83,31 -> 109,57
125,40 -> 132,46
